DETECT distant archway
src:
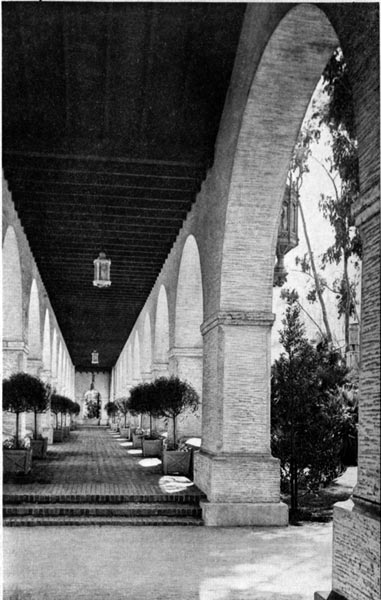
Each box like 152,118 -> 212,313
175,235 -> 203,348
42,309 -> 51,374
2,226 -> 23,340
27,279 -> 42,368
141,313 -> 152,378
133,332 -> 141,382
153,285 -> 170,375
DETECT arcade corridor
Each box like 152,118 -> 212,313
2,3 -> 379,600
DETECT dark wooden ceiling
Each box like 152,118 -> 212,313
2,2 -> 246,370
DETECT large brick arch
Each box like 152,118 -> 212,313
220,4 -> 338,309
2,225 -> 23,341
175,235 -> 204,348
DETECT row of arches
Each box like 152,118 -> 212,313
113,235 -> 203,437
2,223 -> 74,397
109,3 -> 379,562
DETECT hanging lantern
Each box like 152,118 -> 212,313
91,350 -> 99,365
273,185 -> 299,287
93,252 -> 111,288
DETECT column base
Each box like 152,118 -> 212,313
201,500 -> 288,526
314,593 -> 347,600
330,498 -> 380,600
195,449 -> 282,502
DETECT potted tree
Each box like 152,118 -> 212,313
61,397 -> 73,439
116,397 -> 131,439
69,401 -> 81,430
51,393 -> 65,442
104,401 -> 119,430
129,381 -> 162,455
27,376 -> 51,459
2,373 -> 35,473
156,377 -> 199,476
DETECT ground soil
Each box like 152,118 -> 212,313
282,467 -> 357,524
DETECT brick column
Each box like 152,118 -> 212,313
194,310 -> 288,526
168,347 -> 202,439
151,359 -> 169,380
327,201 -> 380,600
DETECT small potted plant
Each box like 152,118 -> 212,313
129,381 -> 163,456
156,377 -> 199,476
116,397 -> 131,439
2,373 -> 36,473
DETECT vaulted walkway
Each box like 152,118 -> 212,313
3,428 -> 203,502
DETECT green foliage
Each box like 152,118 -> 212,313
2,373 -> 51,443
2,373 -> 49,413
104,401 -> 118,417
290,48 -> 361,352
129,377 -> 199,446
271,293 -> 353,511
116,397 -> 130,427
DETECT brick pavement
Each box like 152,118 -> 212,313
3,427 -> 203,501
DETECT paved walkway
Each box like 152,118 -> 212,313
3,523 -> 333,600
3,427 -> 202,500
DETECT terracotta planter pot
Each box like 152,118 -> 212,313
119,427 -> 131,440
53,429 -> 64,443
142,438 -> 163,458
62,426 -> 70,439
162,449 -> 192,476
3,448 -> 33,474
30,438 -> 48,459
132,432 -> 144,449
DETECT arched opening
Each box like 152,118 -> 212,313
42,309 -> 51,376
133,332 -> 141,383
57,341 -> 63,392
175,235 -> 204,349
220,6 -> 338,308
51,329 -> 58,380
141,313 -> 152,380
2,226 -> 24,376
127,345 -> 133,390
2,226 -> 23,342
27,279 -> 42,374
153,285 -> 170,378
172,235 -> 204,438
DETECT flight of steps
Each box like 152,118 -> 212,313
3,493 -> 205,527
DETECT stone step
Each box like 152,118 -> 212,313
3,515 -> 204,527
3,493 -> 204,505
4,502 -> 202,518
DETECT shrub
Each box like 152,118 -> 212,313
271,292 -> 351,513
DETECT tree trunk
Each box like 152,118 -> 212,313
15,411 -> 20,448
173,416 -> 176,448
299,197 -> 333,343
34,410 -> 38,440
